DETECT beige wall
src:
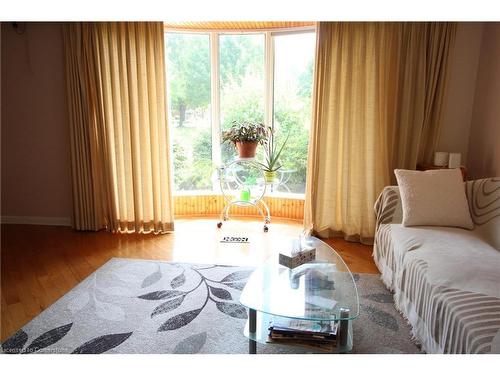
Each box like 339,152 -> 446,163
1,22 -> 72,223
438,22 -> 484,163
467,22 -> 500,179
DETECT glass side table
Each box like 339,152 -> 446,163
239,237 -> 359,354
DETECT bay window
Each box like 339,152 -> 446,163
165,28 -> 315,196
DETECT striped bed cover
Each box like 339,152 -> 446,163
373,178 -> 500,354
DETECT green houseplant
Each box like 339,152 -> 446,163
222,121 -> 268,158
258,127 -> 290,183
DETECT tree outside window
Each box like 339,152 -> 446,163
165,30 -> 315,195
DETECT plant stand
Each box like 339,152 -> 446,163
217,159 -> 271,232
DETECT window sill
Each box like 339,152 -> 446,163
173,192 -> 305,220
173,191 -> 305,200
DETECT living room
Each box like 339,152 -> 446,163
1,0 -> 499,373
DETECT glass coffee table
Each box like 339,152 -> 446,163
239,237 -> 359,354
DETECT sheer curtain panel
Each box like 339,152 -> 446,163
304,22 -> 456,243
63,22 -> 174,233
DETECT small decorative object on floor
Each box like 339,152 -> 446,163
279,235 -> 316,269
220,236 -> 249,243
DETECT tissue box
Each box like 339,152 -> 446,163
279,247 -> 316,269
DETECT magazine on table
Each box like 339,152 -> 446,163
268,316 -> 338,338
266,336 -> 338,352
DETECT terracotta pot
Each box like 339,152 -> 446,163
235,141 -> 258,158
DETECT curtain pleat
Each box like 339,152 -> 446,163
63,22 -> 174,233
63,24 -> 106,230
418,23 -> 456,164
305,22 -> 456,244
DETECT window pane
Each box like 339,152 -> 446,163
165,33 -> 213,192
219,34 -> 265,165
273,32 -> 315,194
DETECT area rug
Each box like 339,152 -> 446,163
1,258 -> 421,354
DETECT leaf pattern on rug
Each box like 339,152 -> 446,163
158,308 -> 203,331
1,329 -> 28,354
98,286 -> 135,297
173,332 -> 207,354
23,323 -> 73,354
221,270 -> 253,283
224,282 -> 246,291
67,291 -> 90,314
151,296 -> 185,318
209,286 -> 232,300
72,332 -> 133,354
95,300 -> 125,321
215,301 -> 248,319
138,290 -> 185,300
363,304 -> 399,332
171,271 -> 186,289
363,293 -> 394,303
147,265 -> 252,332
141,266 -> 162,288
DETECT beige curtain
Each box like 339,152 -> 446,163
305,22 -> 456,243
63,22 -> 174,233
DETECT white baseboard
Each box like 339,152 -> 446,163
1,216 -> 72,227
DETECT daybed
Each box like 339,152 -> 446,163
373,177 -> 500,354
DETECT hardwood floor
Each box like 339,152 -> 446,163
0,216 -> 378,341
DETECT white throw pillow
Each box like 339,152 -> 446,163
394,169 -> 474,229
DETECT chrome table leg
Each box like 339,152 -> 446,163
249,308 -> 257,354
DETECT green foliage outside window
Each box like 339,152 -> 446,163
166,34 -> 210,127
167,32 -> 314,194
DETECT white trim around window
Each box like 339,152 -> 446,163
165,26 -> 316,197
209,33 -> 221,169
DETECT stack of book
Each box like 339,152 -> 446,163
267,316 -> 338,352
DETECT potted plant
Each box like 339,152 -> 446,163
221,121 -> 268,158
258,127 -> 290,184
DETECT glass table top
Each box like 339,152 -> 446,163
239,237 -> 359,321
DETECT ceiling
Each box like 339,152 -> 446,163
163,21 -> 315,31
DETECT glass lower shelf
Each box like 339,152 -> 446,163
243,311 -> 353,354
